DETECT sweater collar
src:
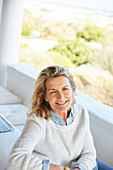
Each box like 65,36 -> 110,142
50,107 -> 75,126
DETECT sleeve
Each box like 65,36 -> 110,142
43,160 -> 50,170
73,108 -> 96,170
72,162 -> 87,170
6,116 -> 44,170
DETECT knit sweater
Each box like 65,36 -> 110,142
7,104 -> 96,170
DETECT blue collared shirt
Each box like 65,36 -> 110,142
43,108 -> 87,170
50,108 -> 74,126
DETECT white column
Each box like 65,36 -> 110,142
0,0 -> 24,86
0,0 -> 3,24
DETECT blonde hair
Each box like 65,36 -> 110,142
29,65 -> 76,119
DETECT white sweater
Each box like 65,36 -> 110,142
7,104 -> 96,170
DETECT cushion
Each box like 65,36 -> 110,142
0,115 -> 21,170
0,104 -> 29,128
0,86 -> 22,104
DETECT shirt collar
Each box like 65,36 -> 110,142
50,107 -> 75,126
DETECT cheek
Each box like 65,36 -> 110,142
66,90 -> 73,97
67,92 -> 74,103
47,96 -> 55,103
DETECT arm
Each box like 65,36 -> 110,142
7,116 -> 44,170
49,164 -> 64,170
50,165 -> 79,170
72,108 -> 96,170
43,160 -> 67,170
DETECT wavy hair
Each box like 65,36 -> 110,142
29,65 -> 76,119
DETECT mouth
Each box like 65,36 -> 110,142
56,100 -> 68,105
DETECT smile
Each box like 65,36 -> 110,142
56,100 -> 68,105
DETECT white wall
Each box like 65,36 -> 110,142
6,63 -> 40,108
76,90 -> 113,166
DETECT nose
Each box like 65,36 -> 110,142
57,91 -> 64,99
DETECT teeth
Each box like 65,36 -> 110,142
57,101 -> 67,105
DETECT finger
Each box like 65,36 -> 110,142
64,167 -> 70,170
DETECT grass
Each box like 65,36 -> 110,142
89,47 -> 113,74
19,47 -> 74,71
47,51 -> 75,70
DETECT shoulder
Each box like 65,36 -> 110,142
73,103 -> 89,121
25,114 -> 47,130
73,103 -> 88,112
20,114 -> 48,139
28,114 -> 45,122
72,104 -> 90,132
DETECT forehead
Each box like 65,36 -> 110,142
46,76 -> 70,89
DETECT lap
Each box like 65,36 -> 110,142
93,159 -> 113,170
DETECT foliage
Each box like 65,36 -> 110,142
76,24 -> 106,43
22,9 -> 34,36
19,47 -> 74,71
89,46 -> 113,74
46,51 -> 75,70
20,7 -> 113,107
49,40 -> 91,66
20,43 -> 29,48
22,9 -> 45,37
22,26 -> 32,36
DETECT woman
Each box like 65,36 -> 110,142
7,65 -> 97,170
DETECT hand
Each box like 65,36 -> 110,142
64,167 -> 71,170
49,164 -> 71,170
49,163 -> 64,170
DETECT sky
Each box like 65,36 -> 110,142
26,0 -> 113,15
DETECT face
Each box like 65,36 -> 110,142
45,76 -> 74,116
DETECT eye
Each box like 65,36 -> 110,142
63,87 -> 69,91
50,91 -> 56,94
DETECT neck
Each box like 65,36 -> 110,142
54,109 -> 71,124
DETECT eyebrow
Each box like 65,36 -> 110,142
47,85 -> 69,91
48,89 -> 56,91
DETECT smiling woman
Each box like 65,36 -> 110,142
30,65 -> 76,120
6,65 -> 113,170
45,76 -> 74,123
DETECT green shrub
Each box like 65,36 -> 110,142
20,43 -> 29,48
22,9 -> 33,37
47,51 -> 74,70
49,40 -> 91,66
22,9 -> 39,37
77,24 -> 106,42
22,25 -> 32,36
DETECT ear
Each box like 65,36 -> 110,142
44,97 -> 48,102
72,88 -> 75,95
